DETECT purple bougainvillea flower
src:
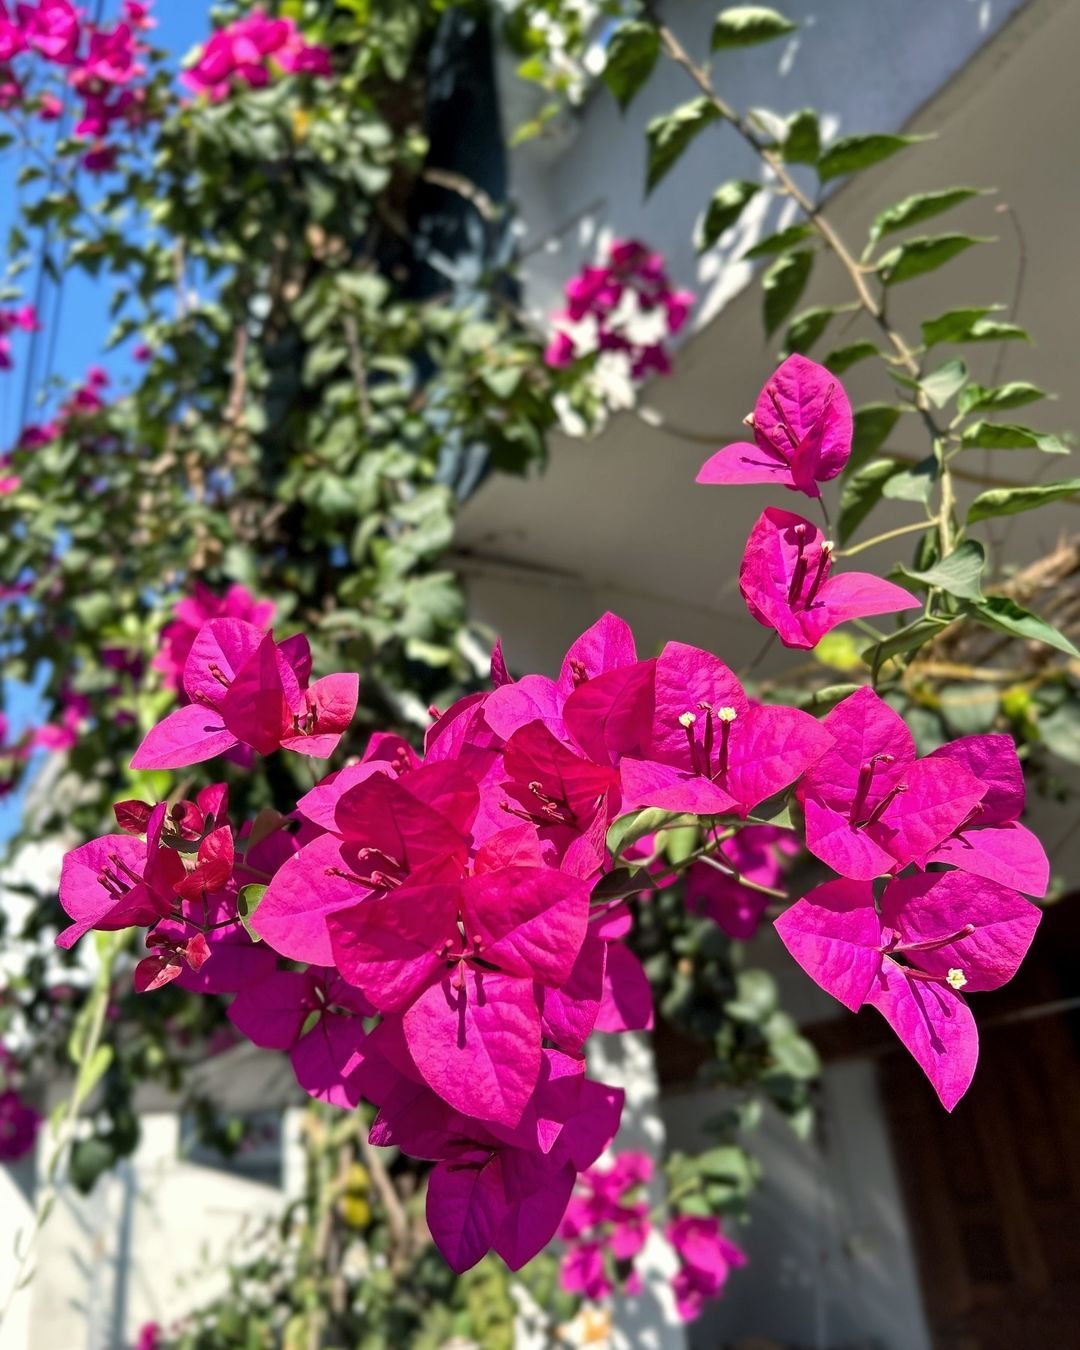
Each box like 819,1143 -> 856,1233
618,642 -> 832,817
740,508 -> 917,649
227,967 -> 375,1109
483,612 -> 640,745
131,618 -> 358,769
329,866 -> 589,1126
775,871 -> 1040,1108
667,1215 -> 747,1322
255,765 -> 476,966
696,355 -> 852,498
0,1089 -> 39,1162
922,735 -> 1050,896
797,686 -> 987,880
57,803 -> 183,948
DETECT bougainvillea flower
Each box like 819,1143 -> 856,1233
796,686 -> 987,880
172,824 -> 234,902
227,967 -> 375,1108
57,804 -> 183,947
329,866 -> 589,1126
134,929 -> 212,993
365,1050 -> 623,1272
686,825 -> 799,939
775,872 -> 1040,1108
153,581 -> 274,693
501,721 -> 619,873
0,2 -> 26,63
255,766 -> 476,965
295,729 -> 417,831
17,0 -> 80,64
618,642 -> 832,817
182,9 -> 331,101
484,611 -> 640,745
922,735 -> 1050,896
739,508 -> 917,649
667,1215 -> 747,1322
0,1089 -> 39,1162
696,355 -> 852,497
131,619 -> 358,769
559,1150 -> 653,1300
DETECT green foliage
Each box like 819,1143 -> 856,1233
967,478 -> 1080,523
877,232 -> 990,284
646,97 -> 721,193
710,6 -> 796,50
762,249 -> 812,335
699,180 -> 762,251
894,540 -> 986,602
818,132 -> 929,183
868,187 -> 987,243
921,305 -> 1031,347
603,21 -> 660,111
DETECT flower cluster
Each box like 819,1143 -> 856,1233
667,1215 -> 747,1322
557,1149 -> 744,1323
544,238 -> 694,381
182,9 -> 331,103
0,1045 -> 39,1162
153,582 -> 274,694
0,1 -> 154,171
559,1152 -> 652,1302
54,360 -> 1049,1284
0,302 -> 37,371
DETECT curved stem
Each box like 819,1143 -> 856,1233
838,518 -> 937,558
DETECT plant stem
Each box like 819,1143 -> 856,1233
838,518 -> 936,558
656,21 -> 960,567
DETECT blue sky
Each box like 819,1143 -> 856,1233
1,2 -> 211,448
0,1 -> 211,843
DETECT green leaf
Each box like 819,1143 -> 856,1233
818,133 -> 929,183
603,22 -> 660,111
868,187 -> 987,242
966,596 -> 1080,658
967,477 -> 1080,523
742,223 -> 813,259
607,808 -> 690,859
959,421 -> 1069,454
958,381 -> 1049,415
711,6 -> 796,49
69,1137 -> 116,1195
823,340 -> 879,375
917,357 -> 968,409
646,98 -> 721,193
938,683 -> 1001,737
783,305 -> 835,355
726,969 -> 778,1021
894,540 -> 986,600
861,615 -> 952,667
921,305 -> 1030,347
799,682 -> 864,713
849,402 -> 903,471
238,884 -> 267,943
781,108 -> 820,164
878,233 -> 990,285
882,455 -> 937,503
1037,698 -> 1080,767
698,180 -> 761,251
837,458 -> 897,544
762,249 -> 812,335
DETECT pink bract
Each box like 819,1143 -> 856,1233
740,507 -> 917,649
696,355 -> 852,498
